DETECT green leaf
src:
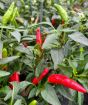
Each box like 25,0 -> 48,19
56,85 -> 73,101
42,34 -> 60,49
68,90 -> 78,105
19,81 -> 32,90
28,87 -> 37,99
9,82 -> 20,103
11,31 -> 21,42
22,35 -> 36,41
68,32 -> 88,46
15,45 -> 33,56
14,99 -> 22,105
85,63 -> 88,70
0,86 -> 10,94
68,59 -> 78,69
0,2 -> 5,10
41,84 -> 61,105
0,100 -> 7,105
77,92 -> 84,105
15,95 -> 27,105
4,90 -> 12,101
35,58 -> 46,77
85,21 -> 88,27
50,48 -> 64,69
26,73 -> 33,81
0,70 -> 10,77
58,65 -> 73,77
0,56 -> 19,64
72,16 -> 80,23
78,78 -> 88,90
68,59 -> 77,75
22,58 -> 33,68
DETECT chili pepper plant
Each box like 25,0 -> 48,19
0,0 -> 88,105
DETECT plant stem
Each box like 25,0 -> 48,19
10,88 -> 14,105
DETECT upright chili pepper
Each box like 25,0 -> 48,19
9,72 -> 20,89
48,74 -> 87,93
36,27 -> 42,45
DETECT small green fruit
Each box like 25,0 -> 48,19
29,100 -> 37,105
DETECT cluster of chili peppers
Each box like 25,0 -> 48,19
9,69 -> 87,93
8,27 -> 43,88
8,27 -> 87,93
32,67 -> 86,93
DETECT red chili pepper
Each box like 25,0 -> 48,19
9,72 -> 20,89
48,74 -> 87,93
51,19 -> 56,26
32,77 -> 39,85
38,68 -> 49,81
9,72 -> 20,82
36,27 -> 42,45
32,68 -> 49,85
48,74 -> 68,85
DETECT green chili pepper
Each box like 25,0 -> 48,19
54,4 -> 68,22
11,7 -> 19,26
29,100 -> 37,105
2,48 -> 8,58
11,7 -> 19,22
2,2 -> 15,25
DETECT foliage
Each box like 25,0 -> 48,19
0,0 -> 88,105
